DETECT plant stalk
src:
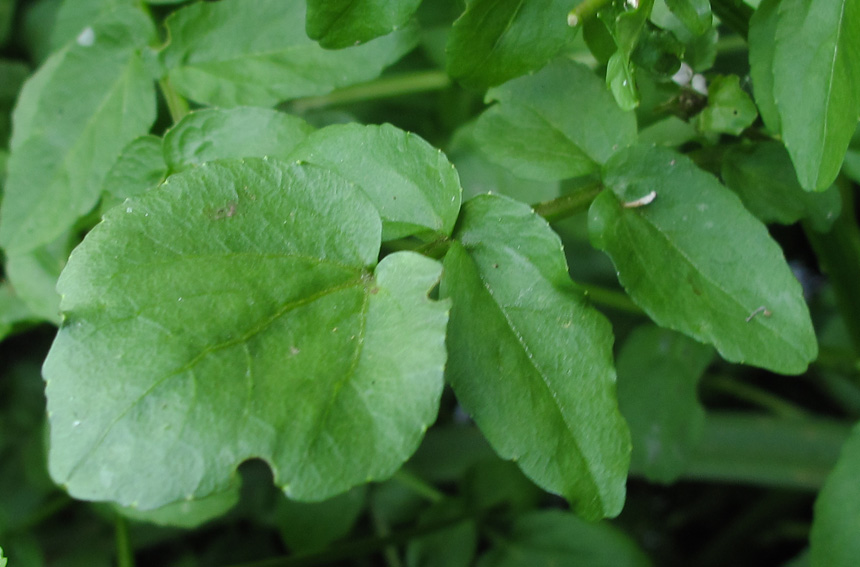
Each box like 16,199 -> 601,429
115,515 -> 135,567
532,181 -> 603,223
158,78 -> 190,124
567,0 -> 613,27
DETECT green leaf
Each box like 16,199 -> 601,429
0,60 -> 29,145
159,0 -> 418,107
0,283 -> 39,340
599,0 -> 655,109
473,59 -> 637,181
606,51 -> 639,111
164,107 -> 314,173
0,0 -> 12,47
617,325 -> 713,483
445,0 -> 575,88
112,481 -> 240,528
0,546 -> 5,567
589,145 -> 817,374
664,0 -> 712,35
102,135 -> 166,200
43,158 -> 449,508
275,486 -> 366,553
476,510 -> 652,567
0,6 -> 156,255
288,123 -> 462,240
773,0 -> 860,191
722,142 -> 841,232
306,0 -> 422,48
4,234 -> 76,325
440,194 -> 630,520
697,74 -> 758,135
406,500 -> 477,567
49,0 -> 134,50
748,0 -> 781,133
810,422 -> 860,567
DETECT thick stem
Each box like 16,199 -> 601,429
115,515 -> 135,567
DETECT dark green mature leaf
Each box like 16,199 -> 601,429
697,75 -> 757,135
473,59 -> 637,181
159,0 -> 417,107
102,135 -> 165,200
441,194 -> 630,520
589,145 -> 817,374
477,510 -> 652,567
289,123 -> 462,240
43,158 -> 449,508
773,0 -> 860,191
0,0 -> 12,46
445,0 -> 575,88
722,142 -> 841,232
810,423 -> 860,567
0,61 -> 29,145
164,107 -> 314,172
617,325 -> 713,483
664,0 -> 711,35
306,0 -> 422,48
0,6 -> 156,255
748,0 -> 780,133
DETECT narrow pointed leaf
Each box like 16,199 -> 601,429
773,0 -> 860,190
288,123 -> 462,240
306,0 -> 422,48
0,7 -> 156,254
163,107 -> 314,172
441,194 -> 630,520
473,59 -> 636,181
810,423 -> 860,567
589,145 -> 817,374
159,0 -> 418,107
43,158 -> 449,508
445,0 -> 575,88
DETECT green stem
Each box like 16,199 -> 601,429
709,0 -> 753,40
393,469 -> 445,503
158,78 -> 190,124
577,283 -> 644,315
703,375 -> 811,420
804,182 -> 860,357
567,0 -> 613,27
532,181 -> 603,223
289,70 -> 452,113
115,515 -> 135,567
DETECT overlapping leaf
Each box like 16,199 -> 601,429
288,123 -> 462,240
102,135 -> 166,199
43,158 -> 449,508
306,0 -> 422,48
441,194 -> 630,520
589,145 -> 817,374
159,0 -> 417,107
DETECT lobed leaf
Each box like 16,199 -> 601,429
43,158 -> 449,508
440,194 -> 630,520
306,0 -> 422,48
589,144 -> 817,374
159,0 -> 417,107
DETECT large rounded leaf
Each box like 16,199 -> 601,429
43,158 -> 449,509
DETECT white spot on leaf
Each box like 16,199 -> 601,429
76,27 -> 95,47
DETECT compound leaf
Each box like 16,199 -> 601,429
306,0 -> 422,48
0,6 -> 156,254
159,0 -> 417,107
773,0 -> 860,191
589,145 -> 817,374
446,0 -> 575,88
441,194 -> 630,520
288,123 -> 462,240
43,158 -> 449,509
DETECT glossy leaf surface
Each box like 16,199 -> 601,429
43,158 -> 449,508
159,0 -> 417,107
441,194 -> 630,520
289,123 -> 462,240
306,0 -> 422,48
590,145 -> 817,374
0,7 -> 156,254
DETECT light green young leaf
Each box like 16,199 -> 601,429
102,135 -> 166,200
664,0 -> 711,35
606,52 -> 638,111
159,0 -> 417,107
164,107 -> 314,173
445,0 -> 575,88
112,481 -> 240,528
589,145 -> 817,374
722,142 -> 841,232
288,123 -> 462,240
810,422 -> 860,567
748,0 -> 781,133
0,6 -> 156,255
477,510 -> 652,567
617,325 -> 713,483
600,0 -> 654,109
773,0 -> 860,191
306,0 -> 422,48
697,75 -> 758,135
43,158 -> 449,509
441,194 -> 630,520
473,59 -> 637,181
